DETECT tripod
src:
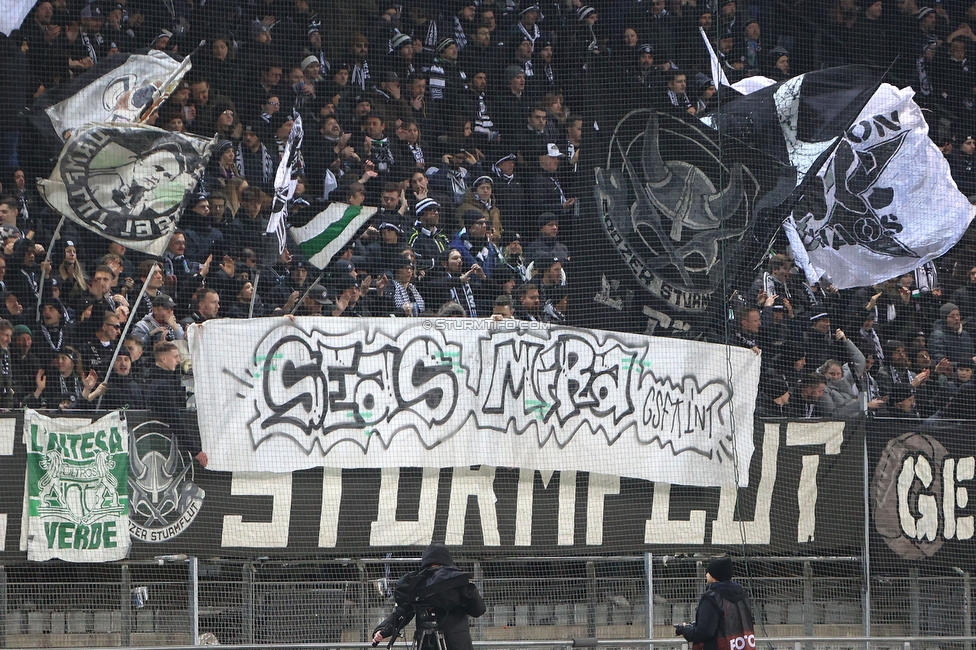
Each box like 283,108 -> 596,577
414,627 -> 448,650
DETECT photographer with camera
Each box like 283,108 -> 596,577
372,543 -> 486,650
674,557 -> 756,650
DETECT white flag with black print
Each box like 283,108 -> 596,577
34,51 -> 190,142
266,113 -> 304,256
38,123 -> 213,257
787,84 -> 976,289
0,0 -> 34,37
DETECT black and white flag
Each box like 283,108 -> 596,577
266,113 -> 304,256
0,0 -> 34,37
592,108 -> 794,335
32,50 -> 190,142
786,84 -> 975,288
706,65 -> 883,176
37,124 -> 213,256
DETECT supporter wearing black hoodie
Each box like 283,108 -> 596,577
676,557 -> 756,650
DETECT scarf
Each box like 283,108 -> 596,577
492,163 -> 514,183
548,175 -> 567,204
352,60 -> 370,89
41,324 -> 63,355
164,253 -> 190,276
424,20 -> 438,47
408,143 -> 425,165
861,372 -> 879,401
734,330 -> 758,349
453,16 -> 467,49
56,372 -> 83,399
460,231 -> 490,263
370,137 -> 394,167
82,31 -> 98,62
884,364 -> 916,386
449,167 -> 469,202
21,268 -> 38,294
316,52 -> 331,75
584,24 -> 598,53
474,92 -> 494,136
236,142 -> 276,185
745,38 -> 761,69
393,281 -> 425,314
448,277 -> 478,317
916,56 -> 932,96
16,192 -> 29,226
667,89 -> 691,108
859,327 -> 884,362
801,282 -> 822,308
518,22 -> 540,45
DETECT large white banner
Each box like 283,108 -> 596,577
190,318 -> 760,487
23,410 -> 130,562
788,84 -> 976,288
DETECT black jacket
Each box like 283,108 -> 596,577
143,365 -> 186,423
101,374 -> 146,411
375,555 -> 486,650
681,581 -> 755,650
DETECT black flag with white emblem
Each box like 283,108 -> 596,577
590,108 -> 794,337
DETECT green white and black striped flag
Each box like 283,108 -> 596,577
289,202 -> 378,269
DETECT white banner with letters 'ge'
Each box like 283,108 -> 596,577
189,318 -> 760,487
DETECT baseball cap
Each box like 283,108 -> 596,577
152,293 -> 177,309
543,143 -> 565,157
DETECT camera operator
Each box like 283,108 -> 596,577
674,557 -> 756,650
372,543 -> 486,650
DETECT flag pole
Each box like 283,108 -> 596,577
138,45 -> 200,125
289,271 -> 326,315
96,261 -> 159,410
249,269 -> 261,318
94,215 -> 188,410
34,215 -> 66,322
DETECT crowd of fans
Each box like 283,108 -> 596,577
1,0 -> 976,429
733,254 -> 976,421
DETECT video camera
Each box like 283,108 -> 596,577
415,606 -> 443,631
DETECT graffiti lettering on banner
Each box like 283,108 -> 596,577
189,318 -> 760,487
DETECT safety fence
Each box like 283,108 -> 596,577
0,555 -> 973,649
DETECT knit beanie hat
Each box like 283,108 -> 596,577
706,557 -> 734,582
941,302 -> 960,320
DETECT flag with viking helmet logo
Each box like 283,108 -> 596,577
23,410 -> 130,562
592,107 -> 795,335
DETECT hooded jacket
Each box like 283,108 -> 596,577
374,544 -> 486,650
681,581 -> 755,650
819,338 -> 866,419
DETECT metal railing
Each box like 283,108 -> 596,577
33,637 -> 976,650
1,556 -> 972,648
